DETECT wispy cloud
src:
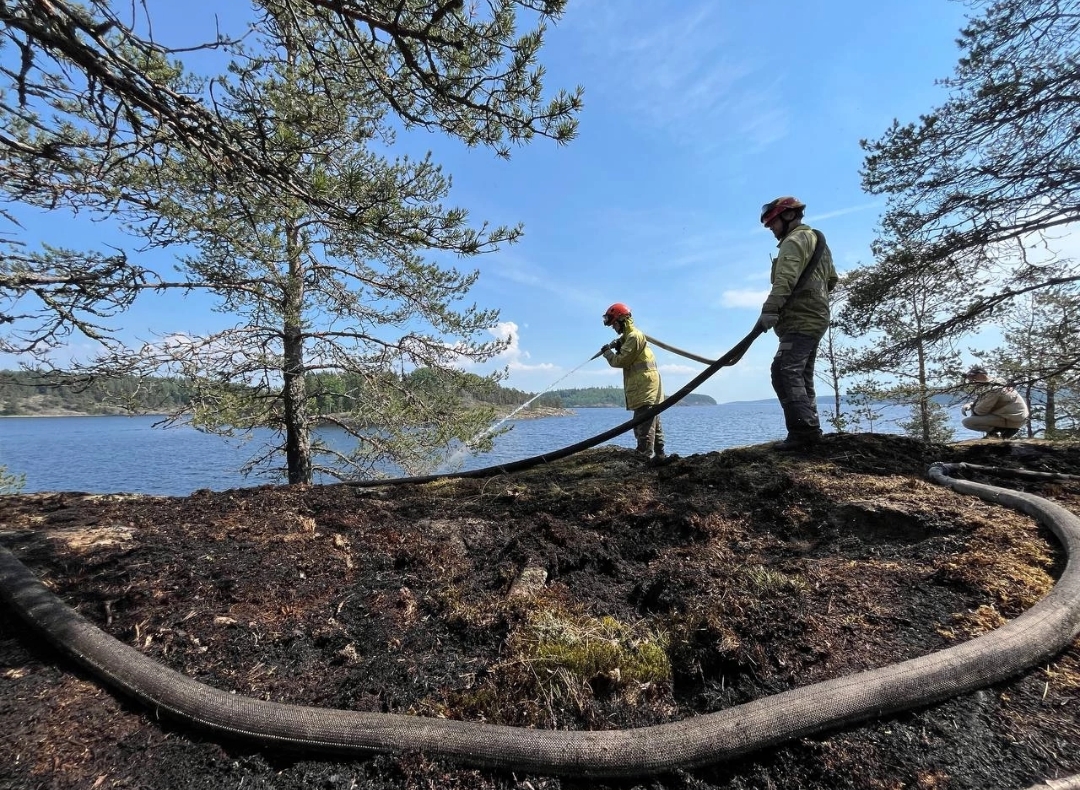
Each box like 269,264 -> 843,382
812,202 -> 881,222
578,204 -> 764,277
481,253 -> 600,308
568,3 -> 787,152
720,288 -> 768,309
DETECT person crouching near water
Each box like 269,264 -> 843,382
960,366 -> 1029,439
599,302 -> 667,462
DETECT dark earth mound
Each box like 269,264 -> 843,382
2,433 -> 1079,790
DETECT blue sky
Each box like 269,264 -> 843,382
5,0 -> 974,403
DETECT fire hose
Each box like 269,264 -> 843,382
2,462 -> 1079,783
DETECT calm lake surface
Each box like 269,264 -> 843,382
0,404 -> 961,496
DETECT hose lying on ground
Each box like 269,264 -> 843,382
1023,775 -> 1080,790
2,461 -> 1079,780
939,462 -> 1080,483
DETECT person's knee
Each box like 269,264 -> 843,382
770,358 -> 785,385
772,363 -> 804,394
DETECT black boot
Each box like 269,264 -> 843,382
775,428 -> 822,451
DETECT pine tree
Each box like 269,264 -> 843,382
856,0 -> 1080,347
0,465 -> 23,494
844,378 -> 886,434
980,287 -> 1080,437
814,276 -> 860,433
1,1 -> 582,483
838,254 -> 963,442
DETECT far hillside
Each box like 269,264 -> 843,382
0,371 -> 721,417
549,386 -> 717,408
0,370 -> 566,418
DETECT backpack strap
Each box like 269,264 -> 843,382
790,230 -> 827,295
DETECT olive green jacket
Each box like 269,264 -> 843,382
602,317 -> 662,410
762,224 -> 838,338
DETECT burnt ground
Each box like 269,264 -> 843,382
2,433 -> 1080,790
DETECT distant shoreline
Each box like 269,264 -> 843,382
0,410 -> 169,418
1,407 -> 577,420
0,402 -> 737,420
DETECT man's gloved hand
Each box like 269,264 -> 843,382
757,312 -> 779,331
961,403 -> 972,416
599,343 -> 612,356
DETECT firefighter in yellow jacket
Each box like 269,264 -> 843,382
600,303 -> 666,460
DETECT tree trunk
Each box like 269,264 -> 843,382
1045,382 -> 1057,438
283,218 -> 312,484
915,336 -> 931,442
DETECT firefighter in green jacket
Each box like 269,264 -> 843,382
600,303 -> 666,460
757,196 -> 838,450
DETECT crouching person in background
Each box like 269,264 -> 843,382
960,366 -> 1029,439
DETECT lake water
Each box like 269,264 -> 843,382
0,404 -> 963,496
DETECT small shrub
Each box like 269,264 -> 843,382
742,564 -> 808,596
0,465 -> 24,494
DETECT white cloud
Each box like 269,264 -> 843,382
487,321 -> 557,372
720,289 -> 767,308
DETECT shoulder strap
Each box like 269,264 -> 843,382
791,230 -> 826,295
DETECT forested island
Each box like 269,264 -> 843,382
549,386 -> 717,408
0,371 -> 714,417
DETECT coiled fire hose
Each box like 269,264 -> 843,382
2,461 -> 1079,783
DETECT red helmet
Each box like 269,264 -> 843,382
602,302 -> 631,326
760,196 -> 806,226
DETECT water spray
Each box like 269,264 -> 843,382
442,352 -> 605,469
441,332 -> 715,472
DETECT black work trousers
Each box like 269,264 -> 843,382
770,331 -> 823,436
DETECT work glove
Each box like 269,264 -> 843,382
756,312 -> 779,331
599,343 -> 613,356
961,403 -> 972,416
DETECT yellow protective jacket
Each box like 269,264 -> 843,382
602,317 -> 662,410
762,224 -> 838,338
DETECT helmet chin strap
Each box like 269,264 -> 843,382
778,212 -> 800,238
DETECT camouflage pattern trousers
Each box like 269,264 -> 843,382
632,407 -> 665,455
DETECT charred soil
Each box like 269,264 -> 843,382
2,433 -> 1080,790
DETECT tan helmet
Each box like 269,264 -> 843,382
602,302 -> 631,326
